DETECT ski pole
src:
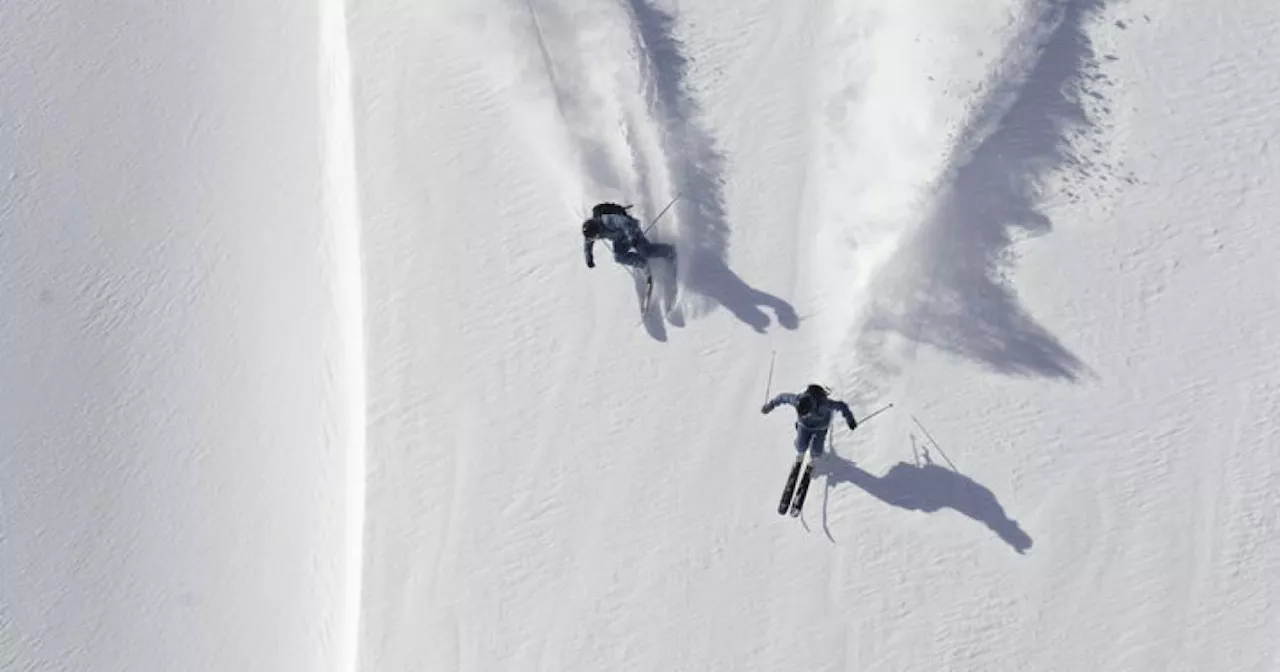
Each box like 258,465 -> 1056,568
856,403 -> 894,428
911,414 -> 958,472
763,350 -> 776,404
643,192 -> 681,234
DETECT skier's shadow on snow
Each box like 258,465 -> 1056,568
672,251 -> 798,333
620,0 -> 796,335
820,454 -> 1033,554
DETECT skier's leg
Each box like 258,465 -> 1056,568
807,428 -> 829,462
603,213 -> 643,241
612,244 -> 647,270
794,425 -> 814,455
641,240 -> 677,261
630,229 -> 674,260
624,221 -> 672,259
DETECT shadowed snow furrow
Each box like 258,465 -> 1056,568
805,0 -> 1099,411
618,0 -> 732,320
857,0 -> 1110,392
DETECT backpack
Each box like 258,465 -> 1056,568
592,202 -> 631,218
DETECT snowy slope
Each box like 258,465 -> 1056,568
352,0 -> 1280,668
351,0 -> 1280,670
0,3 -> 361,670
6,0 -> 1276,670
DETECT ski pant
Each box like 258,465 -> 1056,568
794,424 -> 827,458
611,239 -> 675,269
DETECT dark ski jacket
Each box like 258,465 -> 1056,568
762,392 -> 857,431
583,203 -> 641,267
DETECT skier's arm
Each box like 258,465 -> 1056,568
583,237 -> 595,268
834,401 -> 857,430
761,393 -> 798,414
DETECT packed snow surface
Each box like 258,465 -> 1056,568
4,0 -> 1279,670
1,2 -> 360,670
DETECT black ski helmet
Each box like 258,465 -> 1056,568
806,384 -> 829,398
797,384 -> 827,415
582,218 -> 602,237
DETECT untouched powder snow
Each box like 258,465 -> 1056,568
1,2 -> 359,670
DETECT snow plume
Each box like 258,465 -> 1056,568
856,0 -> 1108,393
520,0 -> 745,328
619,0 -> 732,321
804,0 -> 1088,404
508,0 -> 676,220
319,0 -> 367,669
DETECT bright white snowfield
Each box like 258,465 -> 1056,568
0,1 -> 363,671
3,0 -> 1279,671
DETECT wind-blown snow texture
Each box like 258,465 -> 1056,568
1,2 -> 358,671
5,0 -> 1279,670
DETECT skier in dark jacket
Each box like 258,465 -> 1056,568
762,384 -> 858,459
582,202 -> 675,271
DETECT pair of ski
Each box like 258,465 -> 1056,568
778,455 -> 815,517
634,194 -> 679,318
637,267 -> 655,317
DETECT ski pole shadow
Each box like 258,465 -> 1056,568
819,453 -> 1033,554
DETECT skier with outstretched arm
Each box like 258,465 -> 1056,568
762,384 -> 858,456
581,202 -> 675,272
761,384 -> 858,516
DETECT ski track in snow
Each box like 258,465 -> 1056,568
500,0 -> 766,334
477,0 -> 682,332
513,1 -> 674,215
